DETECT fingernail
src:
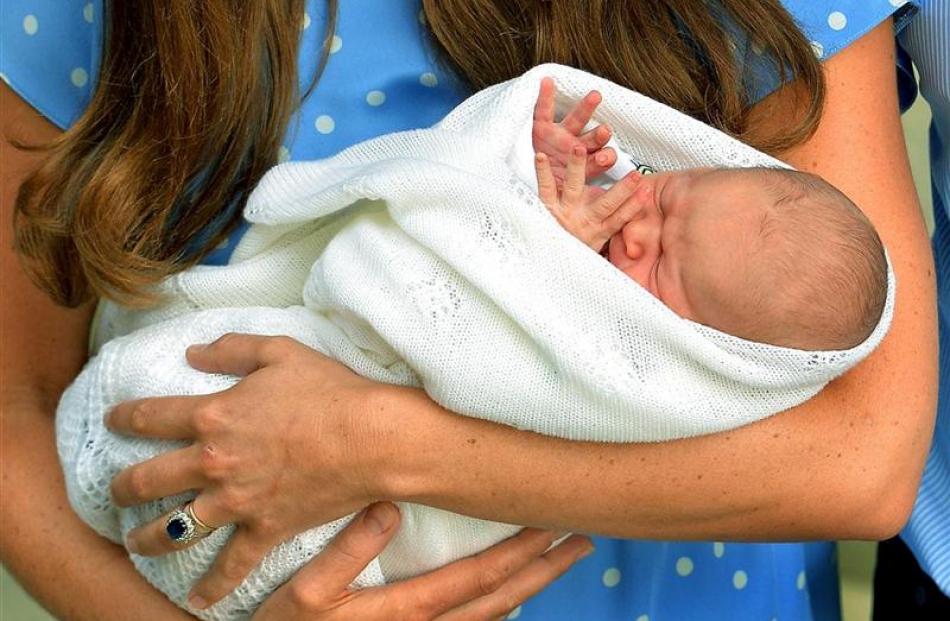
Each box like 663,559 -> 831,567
577,542 -> 595,559
187,343 -> 208,354
364,503 -> 396,534
125,537 -> 140,554
188,595 -> 208,610
103,409 -> 114,429
596,153 -> 608,165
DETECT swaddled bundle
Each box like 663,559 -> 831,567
57,64 -> 895,620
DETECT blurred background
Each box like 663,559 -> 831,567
0,90 -> 936,621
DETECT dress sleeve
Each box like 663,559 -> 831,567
741,0 -> 920,104
1,1 -> 103,129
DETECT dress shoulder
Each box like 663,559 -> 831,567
741,0 -> 919,103
1,1 -> 102,129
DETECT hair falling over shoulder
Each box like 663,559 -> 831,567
14,0 -> 822,307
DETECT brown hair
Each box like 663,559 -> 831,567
14,0 -> 822,307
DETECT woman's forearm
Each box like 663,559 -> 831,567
1,401 -> 194,621
376,371 -> 926,541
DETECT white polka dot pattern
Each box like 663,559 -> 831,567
676,557 -> 694,576
314,114 -> 335,134
733,570 -> 749,590
828,11 -> 848,30
602,567 -> 622,587
23,14 -> 38,35
70,67 -> 88,87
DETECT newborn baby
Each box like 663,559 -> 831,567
533,81 -> 887,351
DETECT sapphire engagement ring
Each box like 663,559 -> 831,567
165,501 -> 217,544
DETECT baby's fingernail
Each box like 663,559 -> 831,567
126,537 -> 140,554
188,595 -> 208,610
596,153 -> 608,164
364,503 -> 397,534
187,343 -> 208,354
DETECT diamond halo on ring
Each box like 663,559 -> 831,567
165,501 -> 216,545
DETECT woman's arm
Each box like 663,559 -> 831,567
380,19 -> 936,540
0,83 -> 196,620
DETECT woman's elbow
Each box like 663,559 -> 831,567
831,464 -> 921,540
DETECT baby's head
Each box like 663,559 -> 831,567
606,167 -> 887,350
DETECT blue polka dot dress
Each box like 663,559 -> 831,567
0,1 -> 920,619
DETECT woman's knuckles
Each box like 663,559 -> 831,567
217,487 -> 254,517
193,404 -> 229,436
259,335 -> 301,361
198,442 -> 233,481
476,566 -> 509,598
113,464 -> 152,505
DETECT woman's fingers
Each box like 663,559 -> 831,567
186,333 -> 302,376
279,503 -> 400,605
110,444 -> 206,507
188,527 -> 274,610
124,493 -> 230,556
106,395 -> 204,440
397,528 -> 571,619
561,90 -> 601,135
434,534 -> 593,621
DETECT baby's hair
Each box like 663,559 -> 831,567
736,167 -> 888,350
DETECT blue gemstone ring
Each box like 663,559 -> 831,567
165,502 -> 216,545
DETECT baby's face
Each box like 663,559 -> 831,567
605,168 -> 768,334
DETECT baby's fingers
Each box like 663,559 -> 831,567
561,90 -> 602,135
534,153 -> 560,211
591,171 -> 642,222
188,528 -> 271,610
562,146 -> 587,206
533,77 -> 557,124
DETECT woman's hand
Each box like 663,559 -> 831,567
252,502 -> 593,621
106,333 -> 398,608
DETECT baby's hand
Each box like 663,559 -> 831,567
533,77 -> 616,187
535,145 -> 642,252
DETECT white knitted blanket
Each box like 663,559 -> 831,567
56,64 -> 895,620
